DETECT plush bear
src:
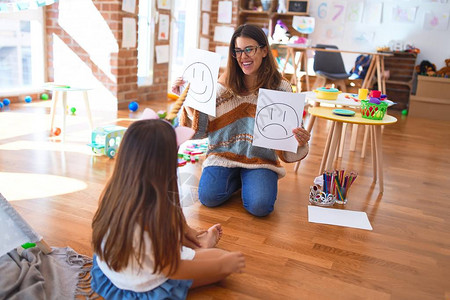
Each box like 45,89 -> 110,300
436,59 -> 450,77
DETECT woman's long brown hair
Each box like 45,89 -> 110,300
226,24 -> 282,95
92,119 -> 184,276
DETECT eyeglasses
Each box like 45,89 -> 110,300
232,45 -> 264,58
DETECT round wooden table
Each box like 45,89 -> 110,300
309,106 -> 397,193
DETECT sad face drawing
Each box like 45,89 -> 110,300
255,103 -> 300,140
182,62 -> 214,103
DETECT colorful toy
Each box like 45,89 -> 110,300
52,127 -> 61,136
360,90 -> 388,120
24,96 -> 32,103
41,93 -> 49,100
178,141 -> 208,167
70,107 -> 76,115
0,102 -> 3,109
166,83 -> 190,121
88,125 -> 127,158
402,109 -> 408,116
128,101 -> 139,112
436,59 -> 450,77
3,99 -> 10,106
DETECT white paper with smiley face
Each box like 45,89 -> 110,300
182,48 -> 221,117
253,88 -> 305,153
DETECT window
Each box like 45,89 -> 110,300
169,0 -> 200,85
137,0 -> 155,86
0,9 -> 45,94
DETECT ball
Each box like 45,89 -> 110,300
3,98 -> 10,106
0,102 -> 3,109
52,127 -> 61,136
70,107 -> 76,115
24,96 -> 32,103
401,109 -> 408,116
41,93 -> 49,100
128,101 -> 139,112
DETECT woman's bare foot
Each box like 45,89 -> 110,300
197,224 -> 222,248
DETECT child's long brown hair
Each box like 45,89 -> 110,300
92,119 -> 184,276
226,24 -> 282,95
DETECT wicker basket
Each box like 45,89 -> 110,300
360,100 -> 388,120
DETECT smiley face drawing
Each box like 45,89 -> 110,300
182,62 -> 214,103
255,103 -> 299,140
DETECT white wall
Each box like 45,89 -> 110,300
306,0 -> 450,71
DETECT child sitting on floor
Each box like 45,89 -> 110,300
91,118 -> 245,299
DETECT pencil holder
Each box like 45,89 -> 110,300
360,100 -> 388,120
309,185 -> 336,206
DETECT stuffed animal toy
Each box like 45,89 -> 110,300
271,20 -> 291,44
436,59 -> 450,77
415,60 -> 436,76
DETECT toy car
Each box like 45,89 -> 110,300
88,125 -> 126,158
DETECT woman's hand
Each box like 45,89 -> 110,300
171,77 -> 185,95
183,225 -> 207,249
292,127 -> 310,146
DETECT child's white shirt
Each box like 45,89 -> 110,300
96,229 -> 195,292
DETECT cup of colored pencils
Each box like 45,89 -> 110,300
321,170 -> 358,205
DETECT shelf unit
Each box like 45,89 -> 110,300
238,0 -> 309,37
383,52 -> 417,110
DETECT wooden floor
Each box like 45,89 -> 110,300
1,99 -> 449,300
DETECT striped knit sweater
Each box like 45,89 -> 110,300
180,79 -> 308,178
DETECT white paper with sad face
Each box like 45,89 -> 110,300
253,89 -> 305,153
182,49 -> 221,117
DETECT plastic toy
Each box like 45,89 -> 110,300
402,109 -> 408,116
70,107 -> 76,115
3,99 -> 10,106
52,127 -> 61,136
88,125 -> 127,158
41,93 -> 49,100
128,101 -> 139,112
24,96 -> 32,103
0,102 -> 3,109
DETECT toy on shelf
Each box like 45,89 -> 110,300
24,96 -> 32,103
88,125 -> 127,158
360,90 -> 388,120
309,170 -> 358,206
436,59 -> 450,78
41,93 -> 49,100
3,99 -> 10,106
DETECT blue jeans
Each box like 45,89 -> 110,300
198,166 -> 278,217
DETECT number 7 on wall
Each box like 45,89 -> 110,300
331,3 -> 345,22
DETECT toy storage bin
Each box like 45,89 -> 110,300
361,100 -> 388,120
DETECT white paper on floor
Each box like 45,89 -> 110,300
308,205 -> 373,230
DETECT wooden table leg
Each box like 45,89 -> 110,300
371,126 -> 377,183
362,55 -> 376,89
338,122 -> 347,157
376,56 -> 382,93
319,121 -> 335,175
302,50 -> 310,91
49,90 -> 59,134
373,125 -> 384,193
349,124 -> 358,151
361,125 -> 370,158
281,48 -> 291,77
83,91 -> 94,130
380,56 -> 386,94
325,122 -> 342,172
62,91 -> 67,143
